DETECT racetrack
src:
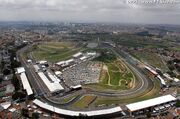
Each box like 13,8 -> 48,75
17,42 -> 158,110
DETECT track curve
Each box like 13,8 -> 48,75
17,43 -> 156,109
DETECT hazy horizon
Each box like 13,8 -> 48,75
0,0 -> 180,25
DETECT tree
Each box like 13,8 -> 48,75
21,108 -> 29,117
12,91 -> 26,100
168,65 -> 175,71
3,69 -> 11,75
77,114 -> 88,119
146,112 -> 151,118
0,77 -> 3,83
1,61 -> 5,70
11,74 -> 20,91
31,112 -> 39,119
11,60 -> 21,69
175,100 -> 180,107
9,49 -> 21,69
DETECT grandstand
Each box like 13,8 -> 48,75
33,99 -> 122,117
20,73 -> 33,96
126,95 -> 176,115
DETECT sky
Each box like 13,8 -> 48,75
0,0 -> 180,24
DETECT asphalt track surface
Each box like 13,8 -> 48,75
17,43 -> 155,109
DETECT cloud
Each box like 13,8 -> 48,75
0,0 -> 179,24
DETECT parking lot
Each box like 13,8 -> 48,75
63,61 -> 102,86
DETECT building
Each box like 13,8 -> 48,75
33,65 -> 40,72
33,99 -> 122,117
144,66 -> 158,76
55,71 -> 62,77
164,73 -> 179,82
56,59 -> 74,68
80,56 -> 88,61
38,60 -> 48,65
144,66 -> 166,86
70,85 -> 82,90
20,73 -> 33,96
126,95 -> 176,115
15,67 -> 25,74
0,102 -> 11,111
37,72 -> 64,93
27,59 -> 32,63
157,75 -> 166,86
73,52 -> 82,58
86,52 -> 96,56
